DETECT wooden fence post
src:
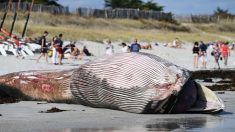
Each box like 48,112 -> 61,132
217,16 -> 220,23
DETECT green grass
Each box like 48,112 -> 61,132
0,12 -> 234,43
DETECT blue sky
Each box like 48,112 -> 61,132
58,0 -> 235,15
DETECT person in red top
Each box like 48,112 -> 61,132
220,42 -> 230,66
13,36 -> 24,59
13,36 -> 20,47
54,33 -> 63,65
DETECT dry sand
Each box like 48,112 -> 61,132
0,41 -> 235,131
0,41 -> 235,75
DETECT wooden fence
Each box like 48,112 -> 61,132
0,2 -> 69,14
191,15 -> 217,23
0,2 -> 234,23
174,14 -> 235,23
0,2 -> 173,21
76,8 -> 173,21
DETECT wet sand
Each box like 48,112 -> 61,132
191,70 -> 235,91
0,41 -> 235,131
0,92 -> 234,132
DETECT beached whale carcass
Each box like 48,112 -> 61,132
0,53 -> 224,114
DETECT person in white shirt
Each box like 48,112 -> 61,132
121,42 -> 129,53
51,36 -> 58,65
105,40 -> 114,55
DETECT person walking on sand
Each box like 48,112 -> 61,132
130,39 -> 141,52
212,43 -> 221,69
221,42 -> 230,67
36,31 -> 49,63
105,40 -> 114,55
55,33 -> 63,65
192,41 -> 199,68
199,41 -> 208,69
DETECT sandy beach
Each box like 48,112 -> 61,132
0,41 -> 235,75
1,41 -> 235,131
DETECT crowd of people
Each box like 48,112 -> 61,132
104,38 -> 233,70
36,31 -> 94,65
105,38 -> 142,55
105,38 -> 233,70
164,38 -> 182,48
192,41 -> 232,69
26,30 -> 234,69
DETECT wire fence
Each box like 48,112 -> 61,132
174,14 -> 235,23
0,2 -> 234,23
0,2 -> 173,21
0,2 -> 69,14
76,8 -> 173,21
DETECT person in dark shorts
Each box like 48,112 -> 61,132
36,31 -> 49,63
192,41 -> 199,68
199,41 -> 208,68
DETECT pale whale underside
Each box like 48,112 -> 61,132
0,53 -> 224,114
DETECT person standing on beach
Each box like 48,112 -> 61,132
130,39 -> 141,52
221,42 -> 230,67
212,43 -> 221,69
199,41 -> 207,68
55,33 -> 63,65
192,42 -> 199,68
51,36 -> 58,65
105,40 -> 114,55
13,36 -> 24,59
36,31 -> 49,63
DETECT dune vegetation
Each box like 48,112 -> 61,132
0,12 -> 235,43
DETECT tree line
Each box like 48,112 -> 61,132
214,7 -> 234,18
1,0 -> 163,11
104,0 -> 163,11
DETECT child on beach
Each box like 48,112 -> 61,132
13,36 -> 24,59
105,40 -> 114,55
